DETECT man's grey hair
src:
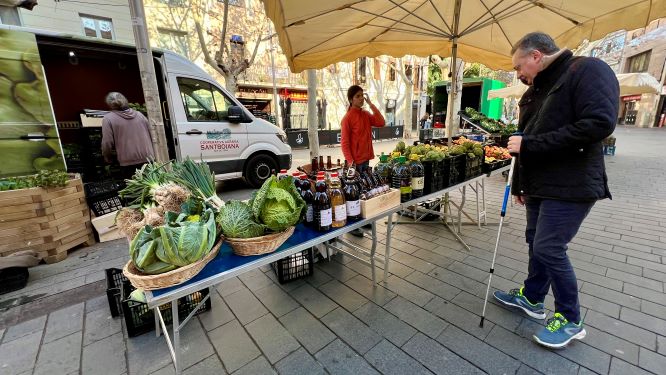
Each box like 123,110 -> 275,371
105,92 -> 129,110
511,32 -> 559,56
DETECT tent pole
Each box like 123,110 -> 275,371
447,0 -> 463,147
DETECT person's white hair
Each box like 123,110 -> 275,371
105,92 -> 129,110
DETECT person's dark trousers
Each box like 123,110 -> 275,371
119,163 -> 144,181
522,197 -> 595,324
356,161 -> 370,174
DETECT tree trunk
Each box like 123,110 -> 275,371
307,70 -> 319,160
224,75 -> 238,96
446,58 -> 464,138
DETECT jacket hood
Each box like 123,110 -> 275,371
112,108 -> 137,120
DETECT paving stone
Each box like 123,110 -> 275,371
198,290 -> 235,331
659,336 -> 666,356
485,325 -> 580,375
515,364 -> 542,375
289,283 -> 338,318
609,357 -> 653,375
43,302 -> 84,344
585,310 -> 656,350
321,307 -> 382,355
253,283 -> 300,318
404,271 -> 461,301
275,347 -> 325,375
364,339 -> 432,375
384,296 -> 448,339
424,296 -> 494,340
34,332 -> 82,375
0,331 -> 41,374
127,318 -> 214,375
3,316 -> 46,343
224,287 -> 269,325
427,267 -> 485,296
642,300 -> 666,319
613,246 -> 662,263
280,307 -> 335,354
580,283 -> 641,310
208,320 -> 261,373
638,347 -> 666,375
304,267 -> 333,287
239,269 -> 275,291
343,274 -> 397,306
315,261 -> 358,282
246,314 -> 301,364
411,249 -> 456,268
314,339 -> 380,375
643,268 -> 666,283
620,307 -> 666,336
83,306 -> 121,346
217,277 -> 246,297
353,302 -> 417,347
382,274 -> 434,306
515,319 -> 611,374
318,279 -> 369,311
582,325 -> 640,365
627,257 -> 666,273
436,325 -> 521,375
611,270 -> 664,293
460,255 -> 518,280
182,355 -> 227,375
265,271 -> 307,293
577,292 -> 621,319
451,291 -> 523,333
624,283 -> 666,306
403,332 -> 484,375
573,268 -> 624,291
82,332 -> 126,375
232,356 -> 276,375
85,294 -> 109,313
382,257 -> 417,278
390,250 -> 438,274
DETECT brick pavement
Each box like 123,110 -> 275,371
2,126 -> 666,374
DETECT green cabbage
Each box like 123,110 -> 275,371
218,200 -> 265,238
250,176 -> 305,232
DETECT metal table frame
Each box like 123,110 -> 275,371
143,166 -> 510,374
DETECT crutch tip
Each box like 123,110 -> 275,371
479,317 -> 485,328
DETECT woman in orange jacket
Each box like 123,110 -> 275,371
340,85 -> 386,173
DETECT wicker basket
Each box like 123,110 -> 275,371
227,226 -> 295,256
122,238 -> 223,290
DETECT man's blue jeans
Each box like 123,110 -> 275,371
522,198 -> 594,324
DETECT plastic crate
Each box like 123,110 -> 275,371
482,159 -> 511,174
463,155 -> 483,181
105,268 -> 128,317
121,283 -> 211,337
89,194 -> 123,216
271,248 -> 314,284
445,155 -> 464,187
422,160 -> 444,195
0,267 -> 29,295
85,180 -> 126,198
85,180 -> 125,216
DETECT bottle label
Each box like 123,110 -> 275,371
334,204 -> 347,221
346,200 -> 361,216
400,186 -> 413,194
412,177 -> 425,190
320,208 -> 332,226
306,205 -> 314,222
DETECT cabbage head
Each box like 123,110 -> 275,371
217,200 -> 265,238
252,176 -> 305,232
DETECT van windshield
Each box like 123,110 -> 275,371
177,77 -> 234,122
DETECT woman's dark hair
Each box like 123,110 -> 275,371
347,85 -> 363,109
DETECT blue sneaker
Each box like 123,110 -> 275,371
533,313 -> 586,349
493,287 -> 546,319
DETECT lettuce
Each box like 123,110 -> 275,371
250,176 -> 305,232
218,200 -> 265,239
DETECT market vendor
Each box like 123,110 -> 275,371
340,85 -> 386,174
101,92 -> 155,180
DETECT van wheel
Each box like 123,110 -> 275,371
245,154 -> 277,188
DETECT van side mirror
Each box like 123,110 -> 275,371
228,106 -> 244,123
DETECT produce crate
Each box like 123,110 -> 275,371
0,175 -> 95,263
105,268 -> 128,317
121,282 -> 211,337
361,189 -> 400,218
0,267 -> 29,295
88,194 -> 123,217
271,248 -> 314,284
84,180 -> 126,198
422,160 -> 444,195
445,155 -> 464,187
482,159 -> 511,173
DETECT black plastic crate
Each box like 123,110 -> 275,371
445,155 -> 464,187
105,268 -> 128,317
463,155 -> 483,181
121,283 -> 211,337
272,248 -> 314,284
89,194 -> 123,216
0,267 -> 29,295
422,160 -> 444,195
84,180 -> 126,198
482,159 -> 511,174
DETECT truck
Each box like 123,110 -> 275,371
0,26 -> 291,187
431,77 -> 506,126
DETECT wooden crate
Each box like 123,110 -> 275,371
0,175 -> 95,262
360,189 -> 401,219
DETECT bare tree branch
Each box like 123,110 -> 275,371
217,0 -> 230,65
194,20 -> 228,76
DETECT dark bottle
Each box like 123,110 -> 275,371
337,159 -> 341,168
319,156 -> 325,171
409,154 -> 425,198
278,169 -> 288,180
374,153 -> 392,185
299,174 -> 315,227
344,172 -> 362,221
312,157 -> 319,174
292,172 -> 303,193
326,155 -> 332,170
364,171 -> 380,197
313,175 -> 332,231
392,156 -> 412,202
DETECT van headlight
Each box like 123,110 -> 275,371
276,133 -> 288,144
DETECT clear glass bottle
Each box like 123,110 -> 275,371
328,172 -> 347,227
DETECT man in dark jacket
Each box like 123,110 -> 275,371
493,32 -> 619,349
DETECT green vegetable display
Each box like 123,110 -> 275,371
172,157 -> 225,210
0,170 -> 70,191
464,107 -> 517,136
250,176 -> 305,232
217,200 -> 265,239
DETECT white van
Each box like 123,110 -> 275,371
0,26 -> 291,187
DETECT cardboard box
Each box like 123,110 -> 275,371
361,189 -> 400,218
91,211 -> 124,242
80,114 -> 103,127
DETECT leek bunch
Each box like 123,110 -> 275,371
171,157 -> 225,210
